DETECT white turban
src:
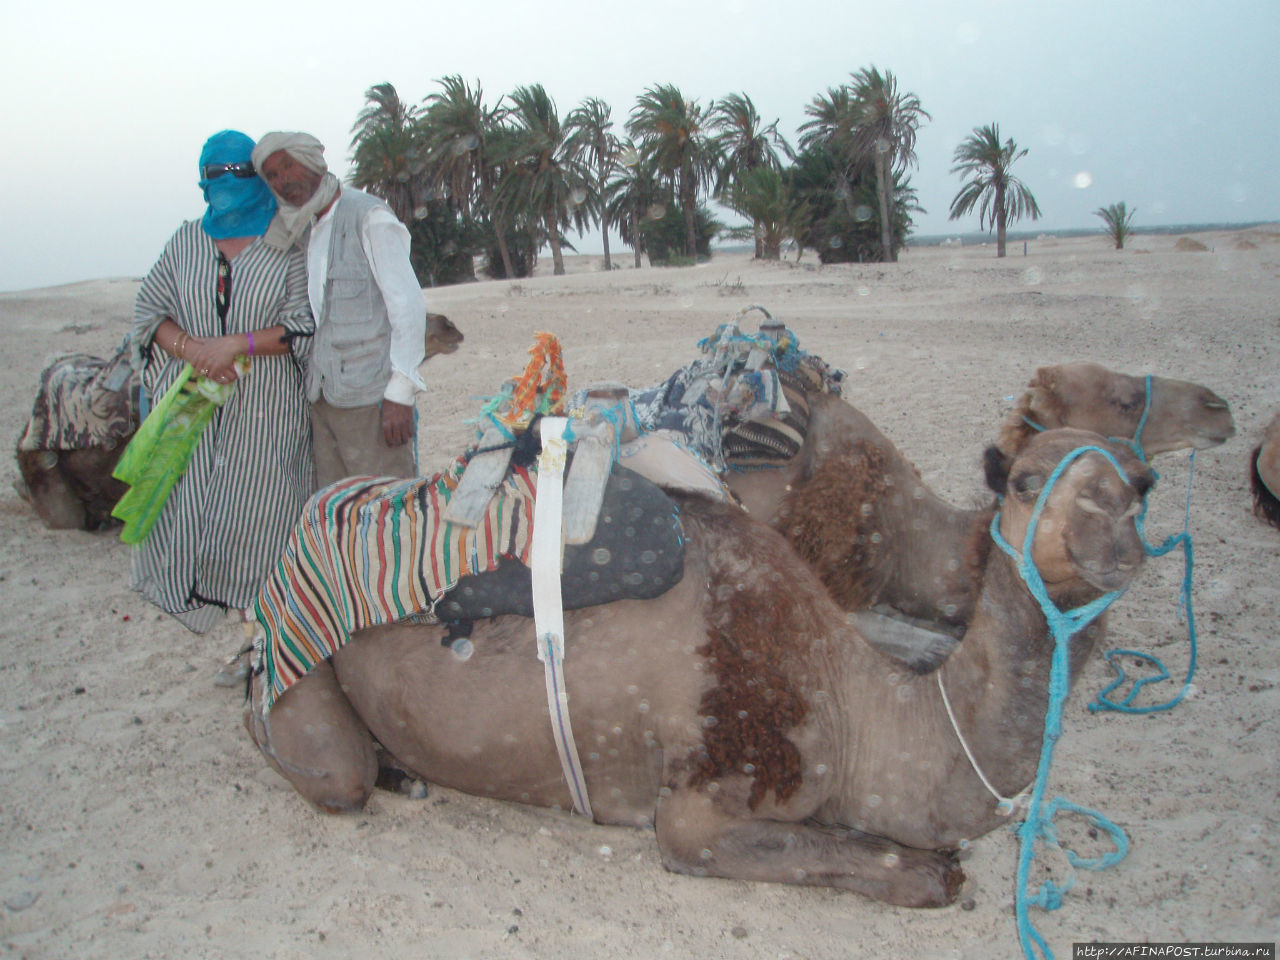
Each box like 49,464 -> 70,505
252,131 -> 342,250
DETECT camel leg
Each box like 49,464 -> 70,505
654,789 -> 963,907
243,661 -> 377,813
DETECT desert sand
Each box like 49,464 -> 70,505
1,227 -> 1277,959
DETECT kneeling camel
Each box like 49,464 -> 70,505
728,362 -> 1231,638
247,428 -> 1153,907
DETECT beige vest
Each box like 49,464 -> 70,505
307,189 -> 393,407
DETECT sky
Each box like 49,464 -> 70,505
1,0 -> 1277,292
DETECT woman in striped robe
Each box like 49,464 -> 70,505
130,130 -> 314,635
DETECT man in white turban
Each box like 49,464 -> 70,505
252,132 -> 427,488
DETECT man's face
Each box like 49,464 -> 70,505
260,150 -> 324,207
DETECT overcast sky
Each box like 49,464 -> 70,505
2,0 -> 1276,291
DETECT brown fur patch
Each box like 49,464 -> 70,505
781,439 -> 894,609
686,503 -> 816,810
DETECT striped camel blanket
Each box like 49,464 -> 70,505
254,457 -> 537,711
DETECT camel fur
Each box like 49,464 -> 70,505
1250,412 -> 1280,530
997,361 -> 1234,458
245,427 -> 1153,907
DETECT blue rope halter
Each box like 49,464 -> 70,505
989,444 -> 1135,960
1018,375 -> 1198,714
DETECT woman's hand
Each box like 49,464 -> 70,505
184,335 -> 245,384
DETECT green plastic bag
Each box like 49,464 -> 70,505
112,358 -> 247,544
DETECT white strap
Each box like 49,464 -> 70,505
936,670 -> 1028,817
531,417 -> 593,818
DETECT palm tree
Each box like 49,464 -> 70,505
796,85 -> 855,154
419,75 -> 515,278
710,92 -> 790,259
626,84 -> 720,259
349,82 -> 425,224
606,140 -> 662,268
565,97 -> 619,270
845,66 -> 930,262
495,84 -> 590,276
948,123 -> 1042,258
1095,201 -> 1136,249
719,166 -> 809,260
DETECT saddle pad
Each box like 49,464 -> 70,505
434,465 -> 684,620
20,345 -> 138,452
254,459 -> 537,711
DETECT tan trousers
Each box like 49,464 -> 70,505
311,399 -> 417,490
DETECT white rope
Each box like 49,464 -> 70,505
531,417 -> 593,818
936,670 -> 1028,817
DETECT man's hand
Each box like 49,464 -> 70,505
381,399 -> 415,447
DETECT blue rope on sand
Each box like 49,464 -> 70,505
989,444 -> 1133,960
1091,449 -> 1198,714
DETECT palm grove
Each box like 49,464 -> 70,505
346,69 -> 1049,285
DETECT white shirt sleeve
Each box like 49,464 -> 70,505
358,205 -> 428,405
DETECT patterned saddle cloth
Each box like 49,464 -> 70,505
19,338 -> 139,452
625,310 -> 845,472
254,451 -> 683,712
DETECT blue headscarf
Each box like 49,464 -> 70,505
198,130 -> 277,239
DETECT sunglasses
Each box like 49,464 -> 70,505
202,162 -> 257,180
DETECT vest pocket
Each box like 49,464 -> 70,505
323,343 -> 390,406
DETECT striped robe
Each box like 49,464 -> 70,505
131,221 -> 314,634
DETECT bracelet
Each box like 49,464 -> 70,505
246,331 -> 255,356
175,332 -> 189,359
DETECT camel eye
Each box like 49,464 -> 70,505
1203,399 -> 1228,410
1011,472 -> 1044,500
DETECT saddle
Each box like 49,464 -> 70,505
19,337 -> 140,453
625,307 -> 845,472
254,335 -> 715,710
433,462 -> 683,621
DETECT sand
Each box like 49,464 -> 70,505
1,228 -> 1277,959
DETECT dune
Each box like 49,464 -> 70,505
1,227 -> 1277,958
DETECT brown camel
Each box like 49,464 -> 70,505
727,364 -> 1232,640
16,314 -> 463,530
996,362 -> 1234,458
1250,412 -> 1280,530
245,427 -> 1153,907
15,344 -> 137,530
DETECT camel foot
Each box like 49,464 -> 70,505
244,661 -> 377,813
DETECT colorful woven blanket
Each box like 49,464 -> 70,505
254,458 -> 537,711
20,341 -> 138,452
626,314 -> 845,471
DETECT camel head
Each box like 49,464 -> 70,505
424,313 -> 464,361
1250,413 -> 1280,530
999,362 -> 1235,458
985,428 -> 1154,600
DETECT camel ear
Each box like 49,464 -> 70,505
983,445 -> 1011,493
1023,368 -> 1067,428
